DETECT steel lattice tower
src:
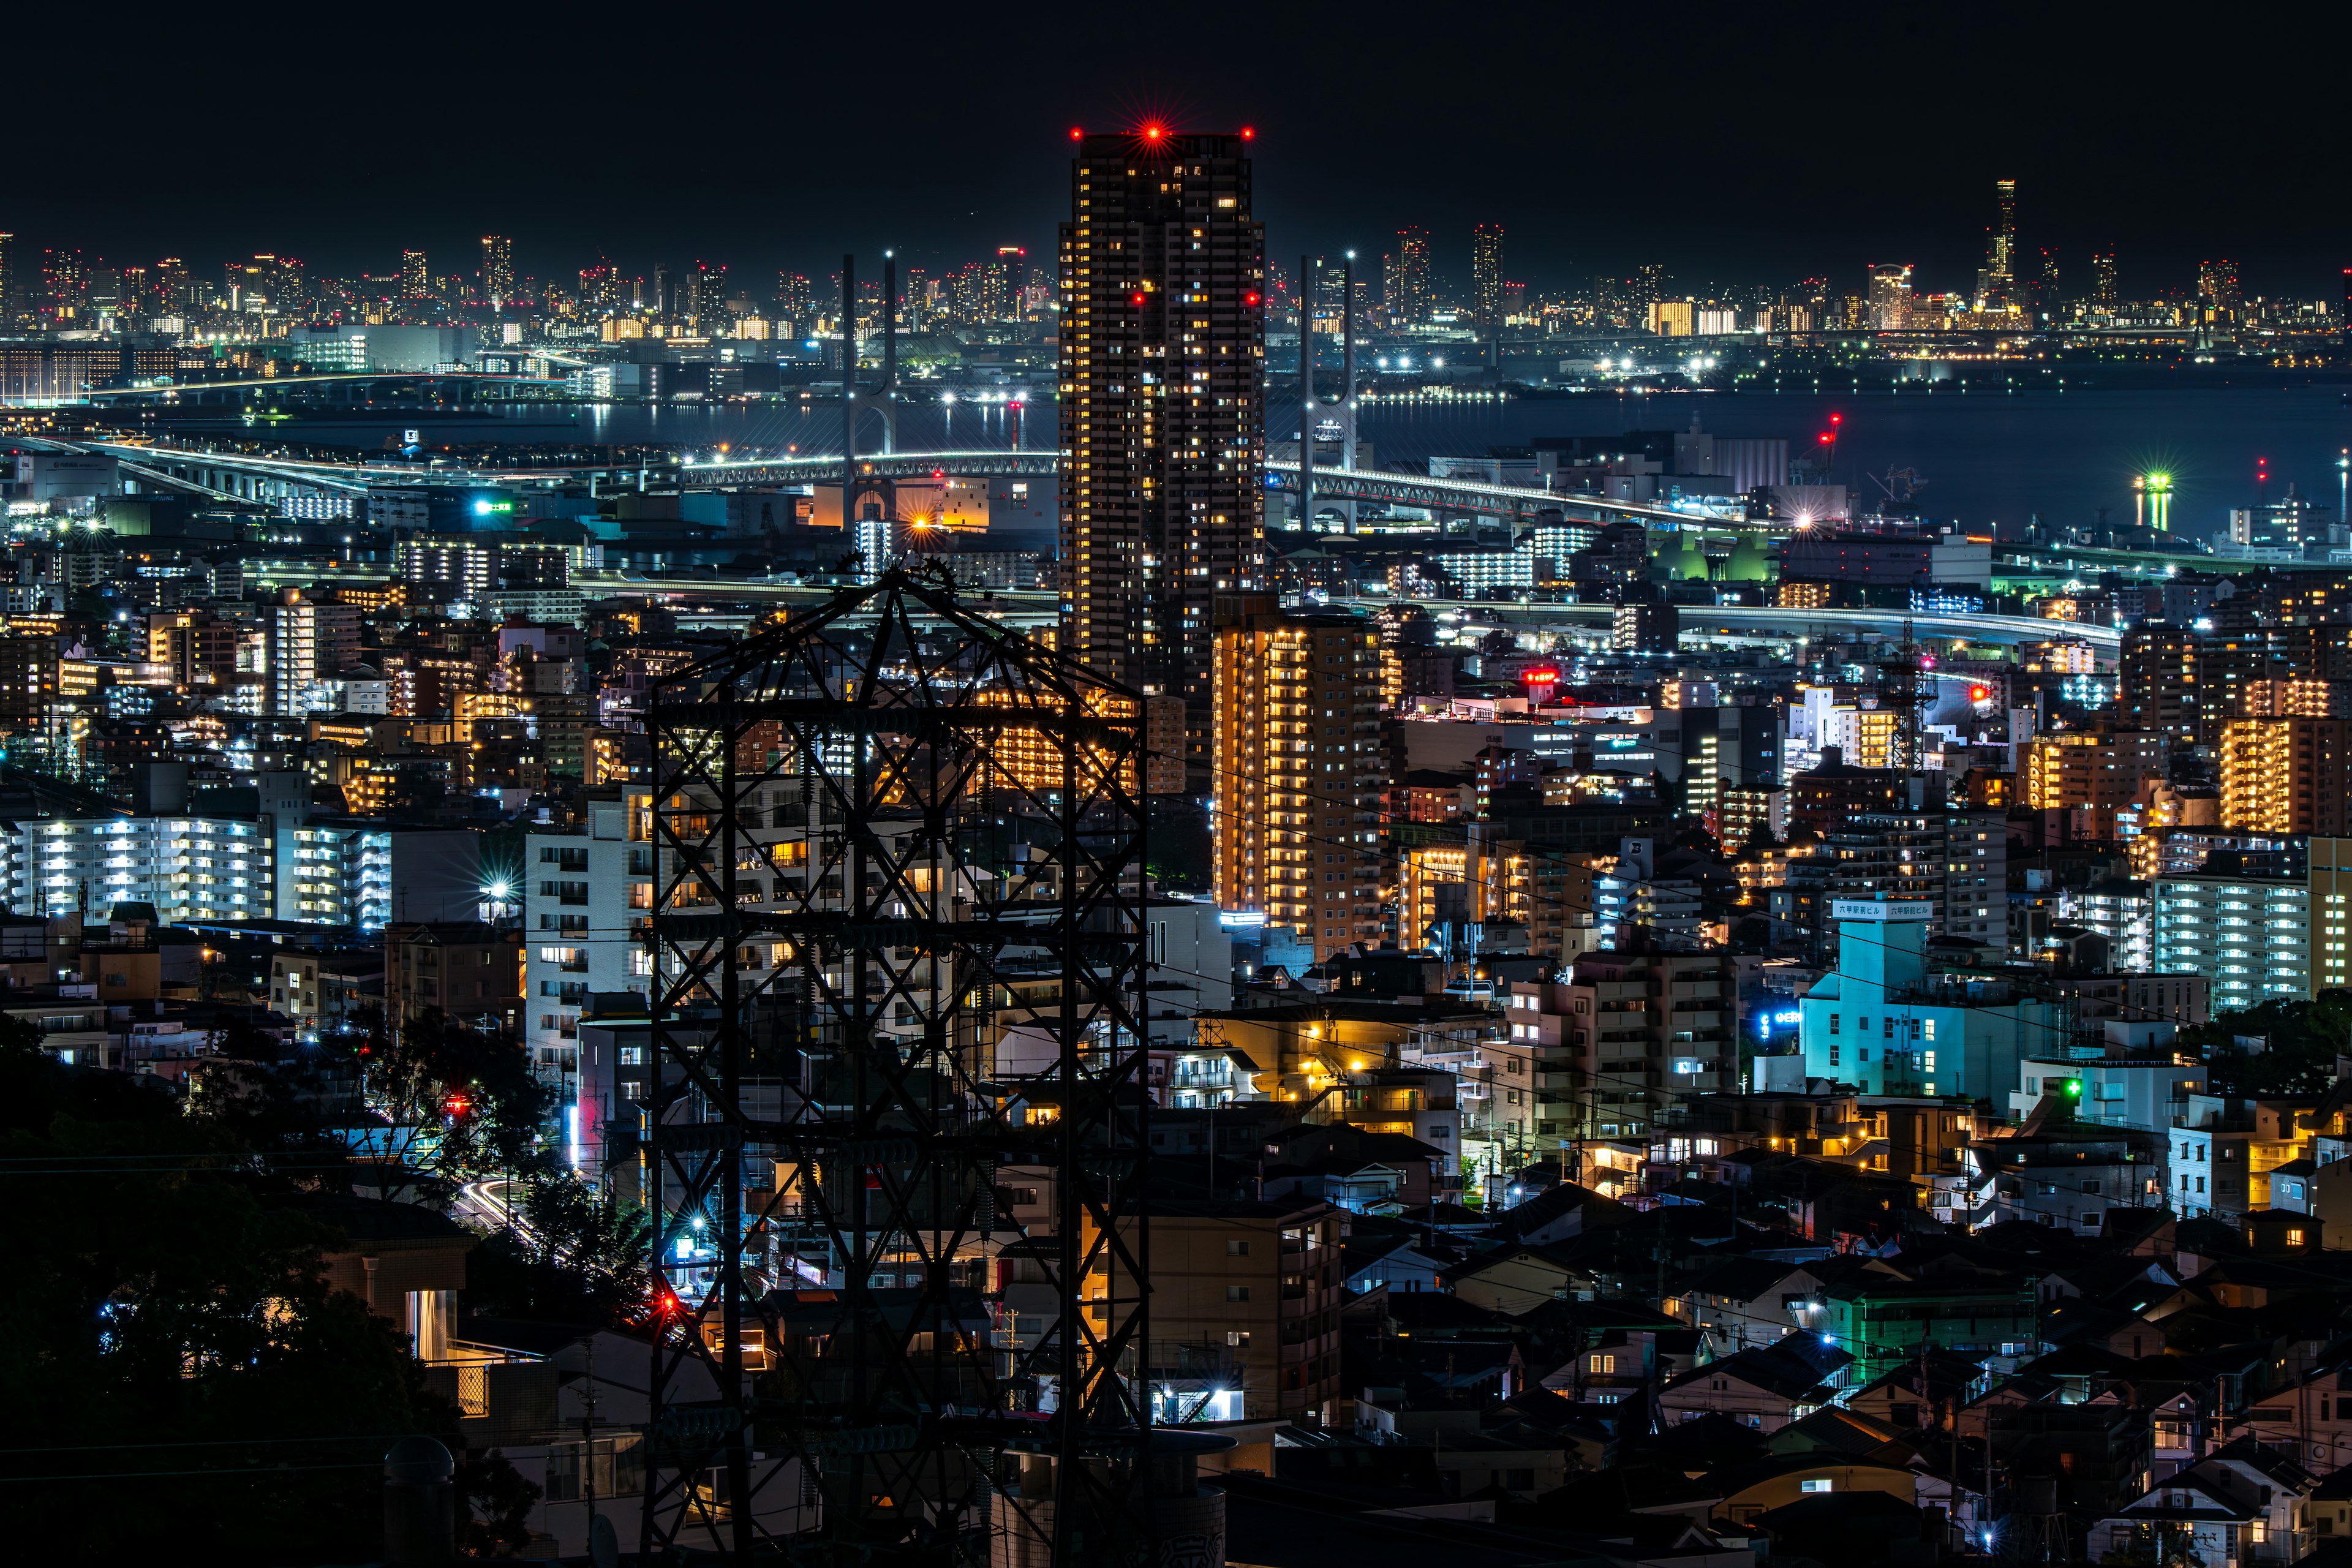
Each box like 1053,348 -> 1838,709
641,569 -> 1153,1564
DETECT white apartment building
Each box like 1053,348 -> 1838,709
274,821 -> 483,930
523,789 -> 653,1087
2,816 -> 271,924
2153,873 -> 2309,1013
264,592 -> 361,717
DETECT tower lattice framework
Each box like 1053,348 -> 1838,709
640,569 -> 1153,1564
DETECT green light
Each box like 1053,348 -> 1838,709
2064,1079 -> 2082,1098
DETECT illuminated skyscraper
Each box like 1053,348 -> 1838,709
1058,126 -> 1265,723
986,246 -> 1028,321
1868,263 -> 1912,330
686,261 -> 729,333
1392,224 -> 1432,325
43,249 -> 88,322
153,257 -> 189,317
401,249 -> 429,300
1472,222 -> 1505,337
481,235 -> 514,307
0,232 -> 13,322
2090,252 -> 2119,314
1988,178 -> 2016,285
2198,259 -> 2242,320
775,270 -> 813,326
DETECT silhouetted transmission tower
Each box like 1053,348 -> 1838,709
639,570 -> 1159,1564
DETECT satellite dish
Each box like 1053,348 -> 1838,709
589,1513 -> 619,1568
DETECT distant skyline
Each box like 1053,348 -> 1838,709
10,6 -> 2352,301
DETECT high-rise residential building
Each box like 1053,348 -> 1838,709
1868,263 -> 1912,330
265,589 -> 363,717
687,261 -> 729,333
2218,717 -> 2348,834
522,786 -> 655,1090
1471,222 -> 1504,339
401,249 -> 429,300
0,232 -> 14,320
151,257 -> 189,317
1612,598 -> 1679,654
2155,869 -> 2309,1013
2,815 -> 274,924
481,235 -> 514,307
43,249 -> 89,322
775,270 -> 813,326
1822,808 -> 2006,950
2090,252 -> 2119,313
2198,259 -> 2242,320
2121,624 -> 2199,741
1058,127 -> 1265,722
2023,730 -> 2169,837
1211,606 -> 1381,963
1392,225 -> 1433,325
985,247 -> 1028,321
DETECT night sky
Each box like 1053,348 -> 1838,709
12,4 -> 2352,304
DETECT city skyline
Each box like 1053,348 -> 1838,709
9,7 -> 2352,296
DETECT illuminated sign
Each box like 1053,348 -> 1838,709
1831,899 -> 1936,922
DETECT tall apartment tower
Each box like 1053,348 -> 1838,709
266,589 -> 362,717
480,235 -> 514,307
2219,717 -> 2348,835
2121,623 -> 2199,742
401,249 -> 429,300
1471,222 -> 1505,338
1212,607 -> 1382,963
1392,225 -> 1433,325
1058,127 -> 1266,720
2091,252 -> 2119,314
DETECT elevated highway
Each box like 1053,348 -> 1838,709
1321,597 -> 2117,652
71,435 -> 1740,531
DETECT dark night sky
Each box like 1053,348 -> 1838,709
11,4 -> 2351,304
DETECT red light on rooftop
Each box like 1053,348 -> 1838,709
1070,127 -> 1083,141
1242,126 -> 1255,140
1142,123 -> 1164,141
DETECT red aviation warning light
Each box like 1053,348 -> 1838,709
1133,293 -> 1147,307
1069,127 -> 1083,141
1242,126 -> 1255,140
1141,123 -> 1164,142
1970,685 -> 1992,703
1245,292 -> 1260,306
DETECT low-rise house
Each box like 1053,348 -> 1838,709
1672,1256 -> 1833,1357
1657,1343 -> 1839,1433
